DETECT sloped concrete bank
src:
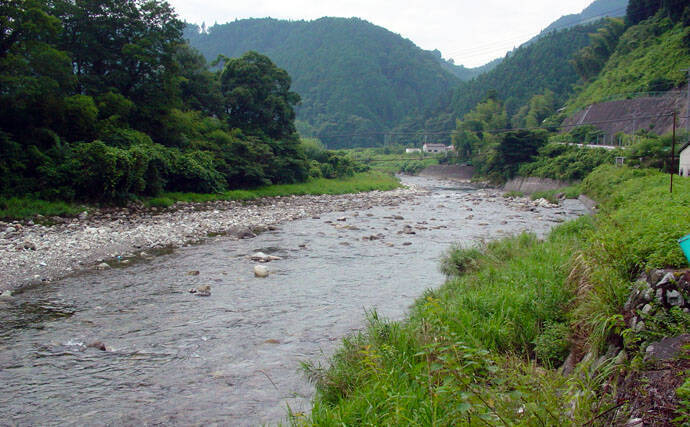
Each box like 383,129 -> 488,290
503,176 -> 572,194
418,164 -> 475,181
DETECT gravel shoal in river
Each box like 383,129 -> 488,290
0,187 -> 423,291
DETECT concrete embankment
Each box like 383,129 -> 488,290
503,176 -> 572,194
418,165 -> 475,181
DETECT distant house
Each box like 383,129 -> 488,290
680,142 -> 690,177
405,148 -> 421,153
423,143 -> 453,153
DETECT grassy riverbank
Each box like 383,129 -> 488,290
300,165 -> 690,425
0,172 -> 400,220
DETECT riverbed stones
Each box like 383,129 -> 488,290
86,341 -> 107,351
195,285 -> 211,297
250,252 -> 281,262
666,290 -> 684,306
96,262 -> 110,270
254,265 -> 269,278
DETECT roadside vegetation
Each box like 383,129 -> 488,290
299,165 -> 690,425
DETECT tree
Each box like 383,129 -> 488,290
220,51 -> 301,140
495,130 -> 549,178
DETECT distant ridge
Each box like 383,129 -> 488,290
537,0 -> 628,38
185,17 -> 464,148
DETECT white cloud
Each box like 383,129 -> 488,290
169,0 -> 596,67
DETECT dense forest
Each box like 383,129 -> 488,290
0,0 -> 360,203
184,18 -> 465,148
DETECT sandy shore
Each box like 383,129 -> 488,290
0,187 -> 423,291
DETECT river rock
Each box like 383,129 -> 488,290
666,290 -> 684,306
187,270 -> 200,276
656,272 -> 676,288
195,285 -> 211,297
17,241 -> 36,250
254,265 -> 269,278
0,290 -> 12,298
250,252 -> 282,262
86,341 -> 106,351
96,262 -> 110,270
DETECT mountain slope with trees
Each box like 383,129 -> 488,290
184,18 -> 463,148
567,9 -> 690,112
538,0 -> 628,36
392,21 -> 607,145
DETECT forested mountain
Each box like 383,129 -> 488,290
567,2 -> 690,111
432,50 -> 502,81
184,18 -> 463,148
538,0 -> 628,36
392,21 -> 607,145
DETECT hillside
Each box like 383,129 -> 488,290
567,16 -> 690,112
184,18 -> 463,148
539,0 -> 628,36
393,21 -> 606,145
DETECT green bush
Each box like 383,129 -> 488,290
533,321 -> 571,367
519,143 -> 620,181
440,245 -> 483,277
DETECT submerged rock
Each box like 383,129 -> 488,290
86,341 -> 106,351
254,265 -> 269,278
195,285 -> 211,297
250,252 -> 282,262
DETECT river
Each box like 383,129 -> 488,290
0,176 -> 587,425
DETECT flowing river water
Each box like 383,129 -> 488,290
0,177 -> 588,426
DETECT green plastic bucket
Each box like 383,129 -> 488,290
680,234 -> 690,264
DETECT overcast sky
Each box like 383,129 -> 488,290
167,0 -> 597,67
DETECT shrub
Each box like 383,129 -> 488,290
533,321 -> 571,367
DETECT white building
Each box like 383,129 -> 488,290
680,142 -> 690,177
422,143 -> 453,153
405,148 -> 421,153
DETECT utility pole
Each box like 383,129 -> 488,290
671,111 -> 676,193
681,68 -> 690,142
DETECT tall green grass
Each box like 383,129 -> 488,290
0,197 -> 84,220
146,171 -> 400,208
0,172 -> 400,219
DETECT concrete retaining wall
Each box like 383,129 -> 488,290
503,177 -> 571,194
418,165 -> 475,181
